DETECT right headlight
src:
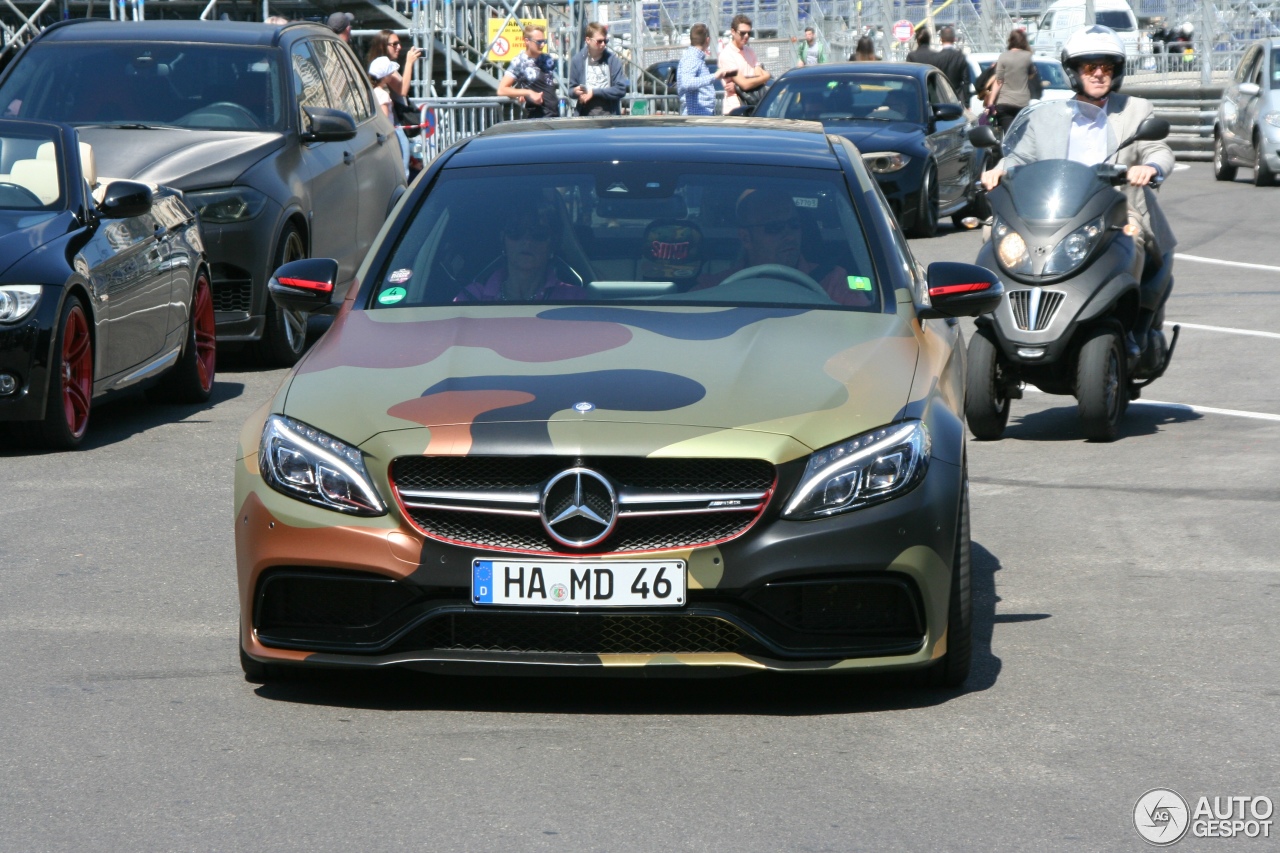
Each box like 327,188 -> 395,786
782,422 -> 930,520
1042,215 -> 1107,276
0,284 -> 41,323
258,415 -> 386,516
185,187 -> 268,224
993,217 -> 1031,275
862,152 -> 911,173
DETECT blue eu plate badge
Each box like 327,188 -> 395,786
473,561 -> 494,603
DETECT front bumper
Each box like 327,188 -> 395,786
0,292 -> 58,423
235,453 -> 964,676
200,201 -> 282,343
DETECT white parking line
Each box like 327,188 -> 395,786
1174,253 -> 1280,273
1023,387 -> 1280,422
1170,322 -> 1280,340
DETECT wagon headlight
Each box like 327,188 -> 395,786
862,151 -> 911,173
259,415 -> 385,516
185,187 -> 268,224
783,422 -> 930,520
993,217 -> 1031,274
1043,215 -> 1107,275
0,284 -> 41,323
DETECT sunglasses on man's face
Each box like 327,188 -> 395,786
1080,61 -> 1116,75
736,29 -> 753,37
531,38 -> 547,46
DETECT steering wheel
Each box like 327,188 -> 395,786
717,263 -> 828,296
0,181 -> 45,207
179,102 -> 264,129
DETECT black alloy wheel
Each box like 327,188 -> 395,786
964,331 -> 1011,440
1076,326 -> 1127,442
256,224 -> 310,367
907,162 -> 939,238
1213,131 -> 1237,181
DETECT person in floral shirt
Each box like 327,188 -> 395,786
498,25 -> 560,119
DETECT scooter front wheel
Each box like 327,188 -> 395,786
1076,327 -> 1127,442
964,331 -> 1011,440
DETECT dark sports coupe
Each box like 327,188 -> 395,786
235,117 -> 1003,686
0,118 -> 213,449
755,62 -> 986,237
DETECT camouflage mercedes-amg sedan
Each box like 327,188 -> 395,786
235,118 -> 1002,686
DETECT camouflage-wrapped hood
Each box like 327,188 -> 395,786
282,305 -> 919,464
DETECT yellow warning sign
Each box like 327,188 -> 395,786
486,18 -> 548,63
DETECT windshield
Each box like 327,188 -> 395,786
0,125 -> 65,209
1035,61 -> 1071,90
371,163 -> 883,312
760,75 -> 922,123
1095,10 -> 1135,31
1002,99 -> 1117,164
1005,159 -> 1107,220
0,42 -> 286,132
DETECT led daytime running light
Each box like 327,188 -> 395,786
783,422 -> 930,519
259,415 -> 385,516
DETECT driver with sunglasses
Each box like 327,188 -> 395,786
454,205 -> 582,303
695,189 -> 871,307
498,26 -> 560,119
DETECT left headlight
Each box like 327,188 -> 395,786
0,285 -> 41,324
258,415 -> 386,516
993,217 -> 1031,275
862,151 -> 911,174
782,422 -> 930,520
1042,215 -> 1107,276
185,187 -> 268,224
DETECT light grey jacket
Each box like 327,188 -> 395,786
997,94 -> 1177,256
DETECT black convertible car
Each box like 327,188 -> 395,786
0,118 -> 213,449
754,62 -> 985,237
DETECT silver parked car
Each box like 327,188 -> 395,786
1214,38 -> 1280,186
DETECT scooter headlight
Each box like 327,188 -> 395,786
1043,215 -> 1107,276
994,218 -> 1031,274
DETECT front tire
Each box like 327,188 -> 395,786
148,271 -> 216,403
19,295 -> 94,449
907,163 -> 939,238
255,224 -> 309,367
1076,327 -> 1127,442
1254,135 -> 1274,187
1213,132 -> 1237,181
964,331 -> 1011,440
915,474 -> 972,688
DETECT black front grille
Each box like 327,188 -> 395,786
255,569 -> 420,631
393,456 -> 775,554
393,456 -> 774,493
211,263 -> 252,314
393,612 -> 755,655
747,578 -> 924,636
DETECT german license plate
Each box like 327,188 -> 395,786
472,559 -> 686,607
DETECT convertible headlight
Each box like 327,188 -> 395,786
258,415 -> 385,516
994,218 -> 1031,274
185,187 -> 268,224
0,284 -> 41,323
862,152 -> 911,173
1043,215 -> 1107,276
782,422 -> 930,520
1265,111 -> 1280,128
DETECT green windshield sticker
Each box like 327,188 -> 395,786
847,276 -> 873,291
378,287 -> 408,305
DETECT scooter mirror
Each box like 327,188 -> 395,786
1132,117 -> 1171,142
968,125 -> 1000,149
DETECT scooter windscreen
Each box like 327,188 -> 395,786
1000,101 -> 1118,221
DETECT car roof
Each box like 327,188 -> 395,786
449,117 -> 841,169
781,61 -> 932,81
33,18 -> 326,46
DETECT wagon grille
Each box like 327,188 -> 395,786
391,456 -> 775,554
1009,288 -> 1064,332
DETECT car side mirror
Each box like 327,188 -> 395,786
932,102 -> 964,121
269,258 -> 339,313
968,125 -> 1000,148
97,180 -> 153,219
301,107 -> 358,142
918,262 -> 1004,319
1239,82 -> 1261,97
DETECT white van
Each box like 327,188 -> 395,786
1032,0 -> 1140,59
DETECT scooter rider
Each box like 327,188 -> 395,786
980,26 -> 1176,350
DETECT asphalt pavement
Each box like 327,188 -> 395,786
1,162 -> 1277,852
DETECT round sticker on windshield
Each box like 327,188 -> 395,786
388,268 -> 412,284
378,287 -> 407,305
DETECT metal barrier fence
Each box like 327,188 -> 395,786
410,97 -> 521,161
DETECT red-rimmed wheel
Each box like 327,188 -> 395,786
21,296 -> 94,449
149,271 -> 216,404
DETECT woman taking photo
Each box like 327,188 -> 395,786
366,30 -> 422,179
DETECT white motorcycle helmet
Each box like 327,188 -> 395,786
1062,25 -> 1127,93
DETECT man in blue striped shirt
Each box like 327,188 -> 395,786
676,24 -> 731,116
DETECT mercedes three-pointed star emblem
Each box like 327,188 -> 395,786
540,467 -> 618,548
